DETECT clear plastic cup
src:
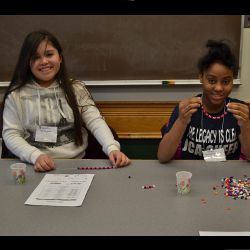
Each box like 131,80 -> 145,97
176,171 -> 192,195
10,163 -> 26,184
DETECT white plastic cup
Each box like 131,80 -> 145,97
10,163 -> 26,184
176,171 -> 192,195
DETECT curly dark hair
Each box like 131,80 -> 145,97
197,40 -> 238,78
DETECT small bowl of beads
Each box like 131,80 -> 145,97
10,163 -> 26,184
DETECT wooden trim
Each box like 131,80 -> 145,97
97,101 -> 250,139
96,101 -> 178,139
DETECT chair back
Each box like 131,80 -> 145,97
84,126 -> 119,159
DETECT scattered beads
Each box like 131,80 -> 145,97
200,197 -> 207,204
211,185 -> 219,195
142,184 -> 156,189
221,176 -> 250,200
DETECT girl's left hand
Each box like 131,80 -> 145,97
227,102 -> 250,128
109,150 -> 131,168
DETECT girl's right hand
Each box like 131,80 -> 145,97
34,154 -> 55,172
178,97 -> 202,125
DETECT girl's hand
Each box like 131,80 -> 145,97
109,150 -> 131,168
34,154 -> 55,172
227,102 -> 250,128
178,97 -> 202,125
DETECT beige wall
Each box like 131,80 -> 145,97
1,28 -> 249,103
232,27 -> 250,101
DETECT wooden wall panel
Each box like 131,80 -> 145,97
96,101 -> 177,139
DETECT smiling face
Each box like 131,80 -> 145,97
30,40 -> 62,87
200,62 -> 234,113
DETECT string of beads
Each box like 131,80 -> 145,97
201,105 -> 227,120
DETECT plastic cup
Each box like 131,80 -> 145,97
10,163 -> 26,184
176,171 -> 192,195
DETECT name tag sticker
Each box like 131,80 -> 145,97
202,148 -> 226,162
35,126 -> 57,143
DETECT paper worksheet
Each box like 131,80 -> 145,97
199,231 -> 250,236
25,174 -> 94,206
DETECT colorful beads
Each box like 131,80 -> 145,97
10,163 -> 26,184
221,176 -> 250,200
200,197 -> 207,204
13,170 -> 26,184
142,184 -> 156,189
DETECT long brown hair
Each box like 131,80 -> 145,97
1,30 -> 85,145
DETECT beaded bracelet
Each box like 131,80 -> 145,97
77,166 -> 115,170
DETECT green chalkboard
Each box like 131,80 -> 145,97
0,15 -> 241,81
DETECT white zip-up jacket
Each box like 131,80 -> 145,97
2,80 -> 120,164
